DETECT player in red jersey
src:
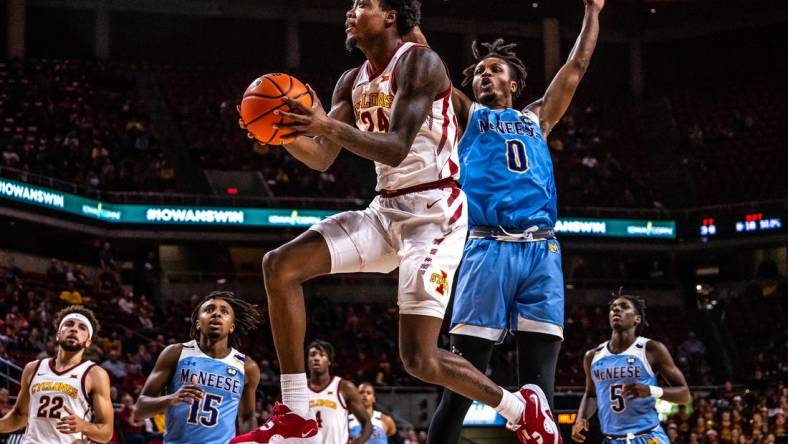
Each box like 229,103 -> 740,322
234,1 -> 559,443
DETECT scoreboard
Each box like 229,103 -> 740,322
697,210 -> 784,240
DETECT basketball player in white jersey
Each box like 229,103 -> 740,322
234,1 -> 542,442
349,383 -> 396,444
0,305 -> 113,443
305,341 -> 371,444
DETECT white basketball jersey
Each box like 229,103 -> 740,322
23,358 -> 95,444
309,376 -> 348,444
351,42 -> 460,191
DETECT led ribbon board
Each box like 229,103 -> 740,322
555,217 -> 676,239
0,178 -> 334,227
1,177 -> 677,236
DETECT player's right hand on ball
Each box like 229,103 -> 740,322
169,375 -> 203,405
236,105 -> 262,143
571,418 -> 589,442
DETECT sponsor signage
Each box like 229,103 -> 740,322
1,178 -> 677,238
555,217 -> 676,239
0,178 -> 335,227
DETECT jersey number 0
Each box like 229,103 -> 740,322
506,140 -> 529,173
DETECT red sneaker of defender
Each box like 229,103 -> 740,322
512,384 -> 562,444
230,403 -> 320,444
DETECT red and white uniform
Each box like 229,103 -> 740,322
308,377 -> 348,444
23,358 -> 95,444
310,42 -> 467,319
351,41 -> 460,191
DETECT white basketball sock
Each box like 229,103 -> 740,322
281,373 -> 309,417
495,388 -> 525,424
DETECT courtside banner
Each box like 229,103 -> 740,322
0,178 -> 676,237
555,217 -> 676,239
0,177 -> 334,227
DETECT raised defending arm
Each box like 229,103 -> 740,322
526,0 -> 604,137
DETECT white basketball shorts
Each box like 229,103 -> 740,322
310,184 -> 467,319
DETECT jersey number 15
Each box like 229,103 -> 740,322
187,393 -> 223,427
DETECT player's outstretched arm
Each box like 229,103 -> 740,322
135,344 -> 203,420
0,360 -> 36,433
623,340 -> 691,405
277,47 -> 450,167
237,359 -> 261,433
341,380 -> 373,444
572,350 -> 598,443
526,0 -> 604,137
57,366 -> 113,442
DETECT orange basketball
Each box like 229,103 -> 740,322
240,73 -> 313,146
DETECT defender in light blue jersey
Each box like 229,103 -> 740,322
133,292 -> 262,443
349,383 -> 397,444
422,1 -> 605,443
572,293 -> 691,444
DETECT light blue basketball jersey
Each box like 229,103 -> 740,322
591,337 -> 660,435
349,410 -> 388,444
458,103 -> 557,229
164,340 -> 246,444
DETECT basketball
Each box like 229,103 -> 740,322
240,73 -> 313,145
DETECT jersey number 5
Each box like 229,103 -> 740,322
506,140 -> 529,173
610,384 -> 626,413
187,393 -> 223,427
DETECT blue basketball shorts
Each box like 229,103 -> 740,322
603,426 -> 669,444
449,237 -> 564,342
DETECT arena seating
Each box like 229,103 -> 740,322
669,80 -> 788,205
2,255 -> 784,441
0,59 -> 173,193
2,58 -> 785,208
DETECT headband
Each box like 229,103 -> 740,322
59,313 -> 94,339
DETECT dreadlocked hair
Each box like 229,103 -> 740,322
307,339 -> 335,366
462,38 -> 528,98
609,287 -> 649,335
190,291 -> 262,349
54,305 -> 100,340
379,0 -> 421,37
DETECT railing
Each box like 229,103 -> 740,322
0,357 -> 22,388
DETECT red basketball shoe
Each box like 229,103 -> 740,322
230,403 -> 320,443
510,384 -> 562,444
